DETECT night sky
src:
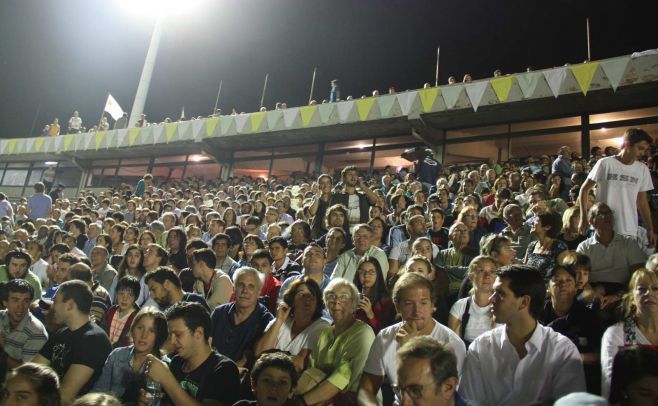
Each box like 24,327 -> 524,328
0,0 -> 654,139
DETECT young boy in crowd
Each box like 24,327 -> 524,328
104,275 -> 141,348
233,352 -> 298,406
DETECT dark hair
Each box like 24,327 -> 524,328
282,276 -> 324,320
116,275 -> 141,299
397,336 -> 458,387
496,264 -> 546,319
610,345 -> 658,403
147,244 -> 169,266
341,165 -> 358,180
57,252 -> 80,266
165,301 -> 211,340
5,248 -> 33,269
6,362 -> 61,406
50,243 -> 70,255
117,245 -> 145,280
68,263 -> 93,283
224,226 -> 243,247
57,280 -> 93,315
69,219 -> 86,235
186,239 -> 208,252
290,220 -> 311,241
251,352 -> 299,389
191,248 -> 217,269
354,256 -> 388,305
623,128 -> 653,147
34,182 -> 46,193
537,211 -> 562,239
211,232 -> 232,247
130,308 -> 168,356
251,248 -> 273,264
324,204 -> 349,230
243,234 -> 265,249
144,266 -> 182,289
4,278 -> 35,301
268,236 -> 289,249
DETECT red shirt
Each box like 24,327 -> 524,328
260,274 -> 282,313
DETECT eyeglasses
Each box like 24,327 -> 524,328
391,382 -> 434,400
325,293 -> 351,304
359,270 -> 377,277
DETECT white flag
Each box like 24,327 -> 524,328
104,94 -> 124,120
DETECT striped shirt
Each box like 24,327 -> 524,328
0,309 -> 48,362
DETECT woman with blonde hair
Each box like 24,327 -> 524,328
448,256 -> 501,346
559,206 -> 586,250
601,268 -> 658,398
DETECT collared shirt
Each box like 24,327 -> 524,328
0,309 -> 48,362
500,224 -> 534,259
210,302 -> 273,362
388,237 -> 439,266
272,257 -> 302,282
94,264 -> 117,293
332,245 -> 389,282
218,256 -> 238,276
82,236 -> 98,257
0,265 -> 43,301
576,233 -> 647,284
459,324 -> 585,406
27,192 -> 52,221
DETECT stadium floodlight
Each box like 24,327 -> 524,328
117,0 -> 204,128
44,161 -> 58,165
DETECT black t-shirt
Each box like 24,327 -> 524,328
211,302 -> 273,364
168,351 -> 240,406
181,292 -> 210,312
39,321 -> 112,395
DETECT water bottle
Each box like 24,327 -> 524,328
144,377 -> 163,406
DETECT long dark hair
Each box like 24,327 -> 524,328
117,244 -> 146,280
354,256 -> 389,305
282,277 -> 324,320
130,309 -> 168,357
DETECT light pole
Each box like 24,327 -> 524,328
128,15 -> 164,128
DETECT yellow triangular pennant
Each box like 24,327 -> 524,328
250,112 -> 266,132
419,88 -> 440,112
571,62 -> 599,95
95,131 -> 106,150
299,105 -> 318,127
206,117 -> 219,137
355,98 -> 376,121
34,138 -> 45,152
63,134 -> 74,150
7,140 -> 17,154
165,123 -> 177,142
490,76 -> 514,102
128,128 -> 141,146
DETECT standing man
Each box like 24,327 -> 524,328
578,128 -> 655,246
330,166 -> 379,232
134,173 -> 153,198
140,302 -> 241,406
459,265 -> 585,405
552,146 -> 573,200
33,280 -> 112,404
0,279 -> 48,368
332,224 -> 389,282
67,111 -> 82,134
329,79 -> 340,103
27,182 -> 52,221
0,193 -> 14,224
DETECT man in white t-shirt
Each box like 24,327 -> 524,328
578,128 -> 655,246
356,272 -> 466,406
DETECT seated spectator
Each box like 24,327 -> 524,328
191,248 -> 233,310
559,206 -> 587,250
324,227 -> 347,278
2,363 -> 60,405
449,256 -> 502,347
268,237 -> 302,282
0,248 -> 43,301
500,204 -> 533,259
174,239 -> 209,293
540,265 -> 602,393
92,309 -> 168,403
387,205 -> 423,249
353,256 -> 395,334
332,224 -> 389,282
249,249 -> 281,313
296,278 -> 375,405
255,277 -> 329,370
145,267 -> 209,312
211,267 -> 274,368
0,279 -> 48,368
69,219 -> 88,251
459,265 -> 585,405
278,244 -> 330,305
609,345 -> 658,405
577,202 -> 647,307
388,214 -> 437,277
458,234 -> 519,299
211,233 -> 238,275
103,276 -> 140,348
601,268 -> 658,398
428,207 -> 450,250
34,280 -> 112,404
137,244 -> 168,308
140,302 -> 240,406
165,227 -> 188,272
89,246 -> 117,293
479,188 -> 512,226
434,222 -> 474,301
68,263 -> 111,326
360,268 -> 467,405
367,217 -> 389,254
287,220 -> 311,257
70,393 -> 121,405
395,336 -> 467,406
524,211 -> 568,279
233,352 -> 298,406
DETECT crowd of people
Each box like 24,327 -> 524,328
0,127 -> 657,405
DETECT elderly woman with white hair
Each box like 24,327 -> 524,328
295,278 -> 375,405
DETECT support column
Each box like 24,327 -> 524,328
581,114 -> 590,160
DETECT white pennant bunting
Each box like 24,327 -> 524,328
464,82 -> 490,112
234,114 -> 250,133
116,129 -> 129,147
600,56 -> 630,92
266,111 -> 284,130
543,67 -> 568,98
441,85 -> 464,109
336,101 -> 357,122
377,95 -> 398,117
152,126 -> 165,144
318,103 -> 338,124
395,92 -> 417,115
516,72 -> 542,98
192,119 -> 206,141
220,116 -> 236,135
54,135 -> 64,151
282,108 -> 300,128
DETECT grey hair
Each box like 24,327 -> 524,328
323,277 -> 359,310
232,266 -> 265,290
